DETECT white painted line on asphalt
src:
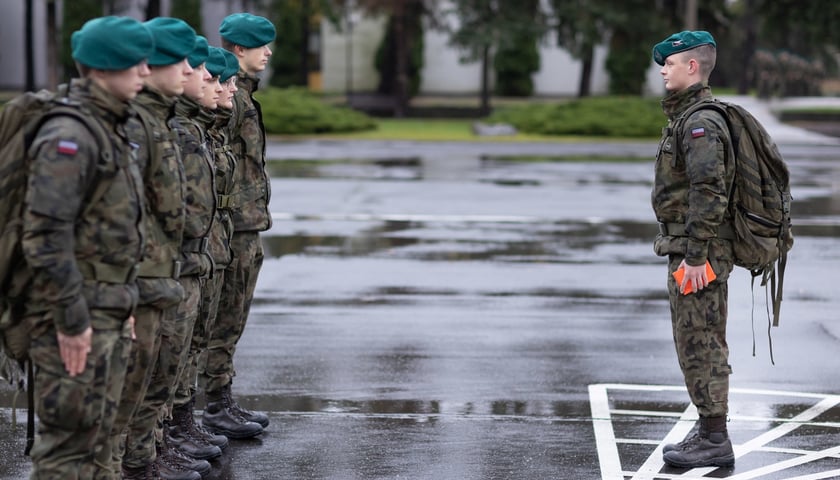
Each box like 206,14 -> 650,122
729,396 -> 840,458
590,384 -> 840,480
589,384 -> 623,480
726,445 -> 840,480
631,403 -> 697,480
781,468 -> 840,480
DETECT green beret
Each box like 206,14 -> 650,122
72,16 -> 154,71
144,17 -> 197,66
205,47 -> 228,78
220,49 -> 240,83
187,35 -> 210,68
653,30 -> 716,66
219,13 -> 276,48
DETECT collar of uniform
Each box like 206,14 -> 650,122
135,85 -> 178,118
661,82 -> 713,120
195,105 -> 215,128
236,69 -> 259,93
175,94 -> 202,119
73,77 -> 133,121
211,107 -> 232,135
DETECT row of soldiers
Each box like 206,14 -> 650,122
19,12 -> 276,480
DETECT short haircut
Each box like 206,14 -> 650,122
687,44 -> 717,80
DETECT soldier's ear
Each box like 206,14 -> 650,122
233,44 -> 247,59
688,58 -> 699,75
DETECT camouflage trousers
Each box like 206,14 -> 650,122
121,303 -> 188,468
175,269 -> 224,407
97,305 -> 163,475
26,309 -> 132,480
200,231 -> 263,394
668,254 -> 734,418
164,274 -> 202,413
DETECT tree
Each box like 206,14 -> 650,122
446,0 -> 546,113
334,0 -> 433,117
374,9 -> 425,97
61,0 -> 102,81
601,0 -> 667,95
493,0 -> 542,97
757,0 -> 840,67
548,0 -> 608,97
171,0 -> 204,34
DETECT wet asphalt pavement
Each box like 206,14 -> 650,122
2,136 -> 840,480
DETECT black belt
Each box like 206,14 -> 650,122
658,222 -> 735,240
77,260 -> 139,284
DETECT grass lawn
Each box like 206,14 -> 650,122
274,118 -> 653,143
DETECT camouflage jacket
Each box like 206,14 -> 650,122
128,87 -> 186,308
206,108 -> 236,269
227,71 -> 271,232
173,96 -> 216,278
652,83 -> 735,266
22,78 -> 145,335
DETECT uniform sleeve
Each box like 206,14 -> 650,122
681,110 -> 731,266
21,117 -> 98,335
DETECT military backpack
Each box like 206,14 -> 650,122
674,99 -> 794,361
0,87 -> 113,384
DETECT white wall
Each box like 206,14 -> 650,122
420,28 -> 485,94
321,14 -> 386,93
318,13 -> 623,97
0,0 -> 49,89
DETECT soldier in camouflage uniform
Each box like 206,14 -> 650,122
20,16 -> 152,480
107,17 -> 205,480
651,31 -> 737,469
200,13 -> 276,438
191,49 -> 240,428
166,42 -> 231,461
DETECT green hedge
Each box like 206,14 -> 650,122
488,96 -> 665,137
255,87 -> 376,135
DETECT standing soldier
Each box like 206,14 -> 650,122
21,16 -> 151,479
201,13 -> 275,438
166,42 -> 232,460
111,17 -> 204,480
191,48 -> 241,437
651,30 -> 736,469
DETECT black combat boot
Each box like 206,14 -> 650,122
195,420 -> 230,449
202,385 -> 264,439
121,463 -> 159,480
155,437 -> 208,480
662,421 -> 707,454
168,402 -> 224,459
663,416 -> 734,468
176,398 -> 229,449
225,383 -> 270,428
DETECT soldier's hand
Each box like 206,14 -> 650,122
57,326 -> 93,377
128,315 -> 136,340
678,259 -> 710,294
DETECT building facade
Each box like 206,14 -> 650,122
1,0 -> 664,97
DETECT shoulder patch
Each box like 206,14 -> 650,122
56,140 -> 79,155
690,127 -> 706,139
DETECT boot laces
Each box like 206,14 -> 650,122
675,432 -> 704,451
221,391 -> 255,423
178,409 -> 214,446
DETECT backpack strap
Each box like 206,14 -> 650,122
36,105 -> 116,218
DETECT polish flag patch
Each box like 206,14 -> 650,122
56,140 -> 79,155
691,127 -> 706,138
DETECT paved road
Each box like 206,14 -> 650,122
2,102 -> 839,479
